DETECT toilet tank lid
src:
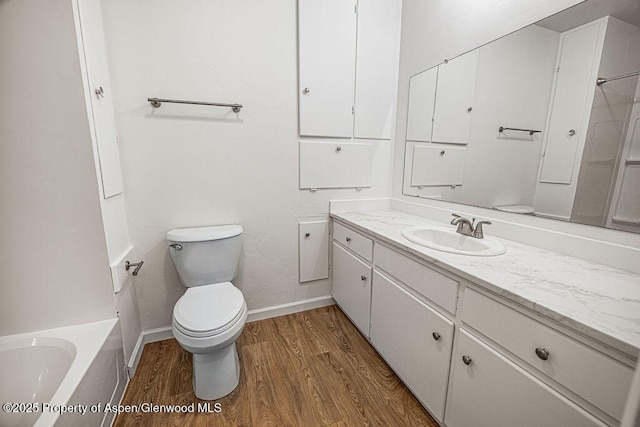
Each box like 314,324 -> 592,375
166,225 -> 243,242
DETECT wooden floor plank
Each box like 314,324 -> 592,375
114,305 -> 436,427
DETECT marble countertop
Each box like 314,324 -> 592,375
331,209 -> 640,359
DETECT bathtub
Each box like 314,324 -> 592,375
0,319 -> 126,427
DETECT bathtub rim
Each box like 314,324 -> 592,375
0,318 -> 119,427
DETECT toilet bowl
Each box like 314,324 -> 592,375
166,225 -> 247,400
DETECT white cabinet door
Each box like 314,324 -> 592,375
445,330 -> 606,427
353,0 -> 400,139
299,141 -> 373,189
540,22 -> 601,184
298,221 -> 329,283
332,242 -> 371,337
298,0 -> 357,137
407,67 -> 437,142
370,271 -> 454,422
77,0 -> 124,198
432,50 -> 478,144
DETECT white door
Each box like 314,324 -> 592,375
76,0 -> 124,198
432,50 -> 478,144
540,23 -> 601,184
353,0 -> 401,140
298,0 -> 357,137
445,330 -> 606,427
406,67 -> 438,142
370,271 -> 453,421
332,243 -> 371,336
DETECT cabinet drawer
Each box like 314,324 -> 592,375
462,288 -> 633,421
445,329 -> 606,427
332,243 -> 372,336
371,271 -> 453,421
333,221 -> 373,262
374,244 -> 458,314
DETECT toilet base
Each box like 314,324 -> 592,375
192,342 -> 240,400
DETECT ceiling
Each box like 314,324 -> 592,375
536,0 -> 640,32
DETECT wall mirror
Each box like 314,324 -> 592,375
402,0 -> 640,233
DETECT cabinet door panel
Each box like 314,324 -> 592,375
371,271 -> 453,421
432,50 -> 478,144
540,22 -> 600,184
332,243 -> 371,336
445,330 -> 606,427
77,0 -> 124,198
353,0 -> 400,139
407,68 -> 437,142
299,0 -> 357,137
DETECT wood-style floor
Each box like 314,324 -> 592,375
114,305 -> 438,426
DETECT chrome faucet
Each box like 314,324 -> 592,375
451,214 -> 492,239
451,214 -> 474,236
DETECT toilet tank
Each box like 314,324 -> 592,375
166,225 -> 243,287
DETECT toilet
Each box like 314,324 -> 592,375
166,225 -> 247,400
493,204 -> 535,215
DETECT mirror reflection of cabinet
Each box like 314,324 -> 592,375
406,51 -> 478,145
432,50 -> 478,145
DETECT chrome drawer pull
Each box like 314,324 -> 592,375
462,355 -> 472,366
535,348 -> 550,361
361,275 -> 367,282
346,237 -> 351,243
432,332 -> 441,341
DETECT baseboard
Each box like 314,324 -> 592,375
127,296 -> 335,378
127,326 -> 173,377
246,295 -> 335,323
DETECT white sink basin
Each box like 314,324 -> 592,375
401,226 -> 506,256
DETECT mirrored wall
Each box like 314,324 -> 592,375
402,0 -> 640,233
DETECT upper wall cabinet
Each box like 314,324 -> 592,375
298,0 -> 400,139
432,50 -> 478,144
406,50 -> 478,145
77,0 -> 124,198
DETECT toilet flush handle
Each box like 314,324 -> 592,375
169,243 -> 182,251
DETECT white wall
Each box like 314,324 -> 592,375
0,0 -> 116,335
101,0 -> 394,330
403,25 -> 560,207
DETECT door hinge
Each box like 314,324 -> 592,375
354,3 -> 357,13
352,106 -> 355,115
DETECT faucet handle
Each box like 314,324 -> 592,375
473,221 -> 492,239
451,213 -> 461,224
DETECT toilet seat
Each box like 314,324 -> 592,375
494,204 -> 535,215
173,282 -> 245,338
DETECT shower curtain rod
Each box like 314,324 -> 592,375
596,70 -> 640,86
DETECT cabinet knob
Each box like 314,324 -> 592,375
462,355 -> 472,366
95,86 -> 104,97
345,237 -> 351,243
535,348 -> 550,361
303,87 -> 310,94
305,232 -> 310,238
432,332 -> 441,341
361,275 -> 367,282
440,150 -> 445,156
336,146 -> 342,152
568,129 -> 576,136
467,106 -> 472,112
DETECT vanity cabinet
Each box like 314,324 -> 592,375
332,242 -> 372,337
370,271 -> 454,421
329,217 -> 635,427
445,329 -> 606,427
298,0 -> 400,139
